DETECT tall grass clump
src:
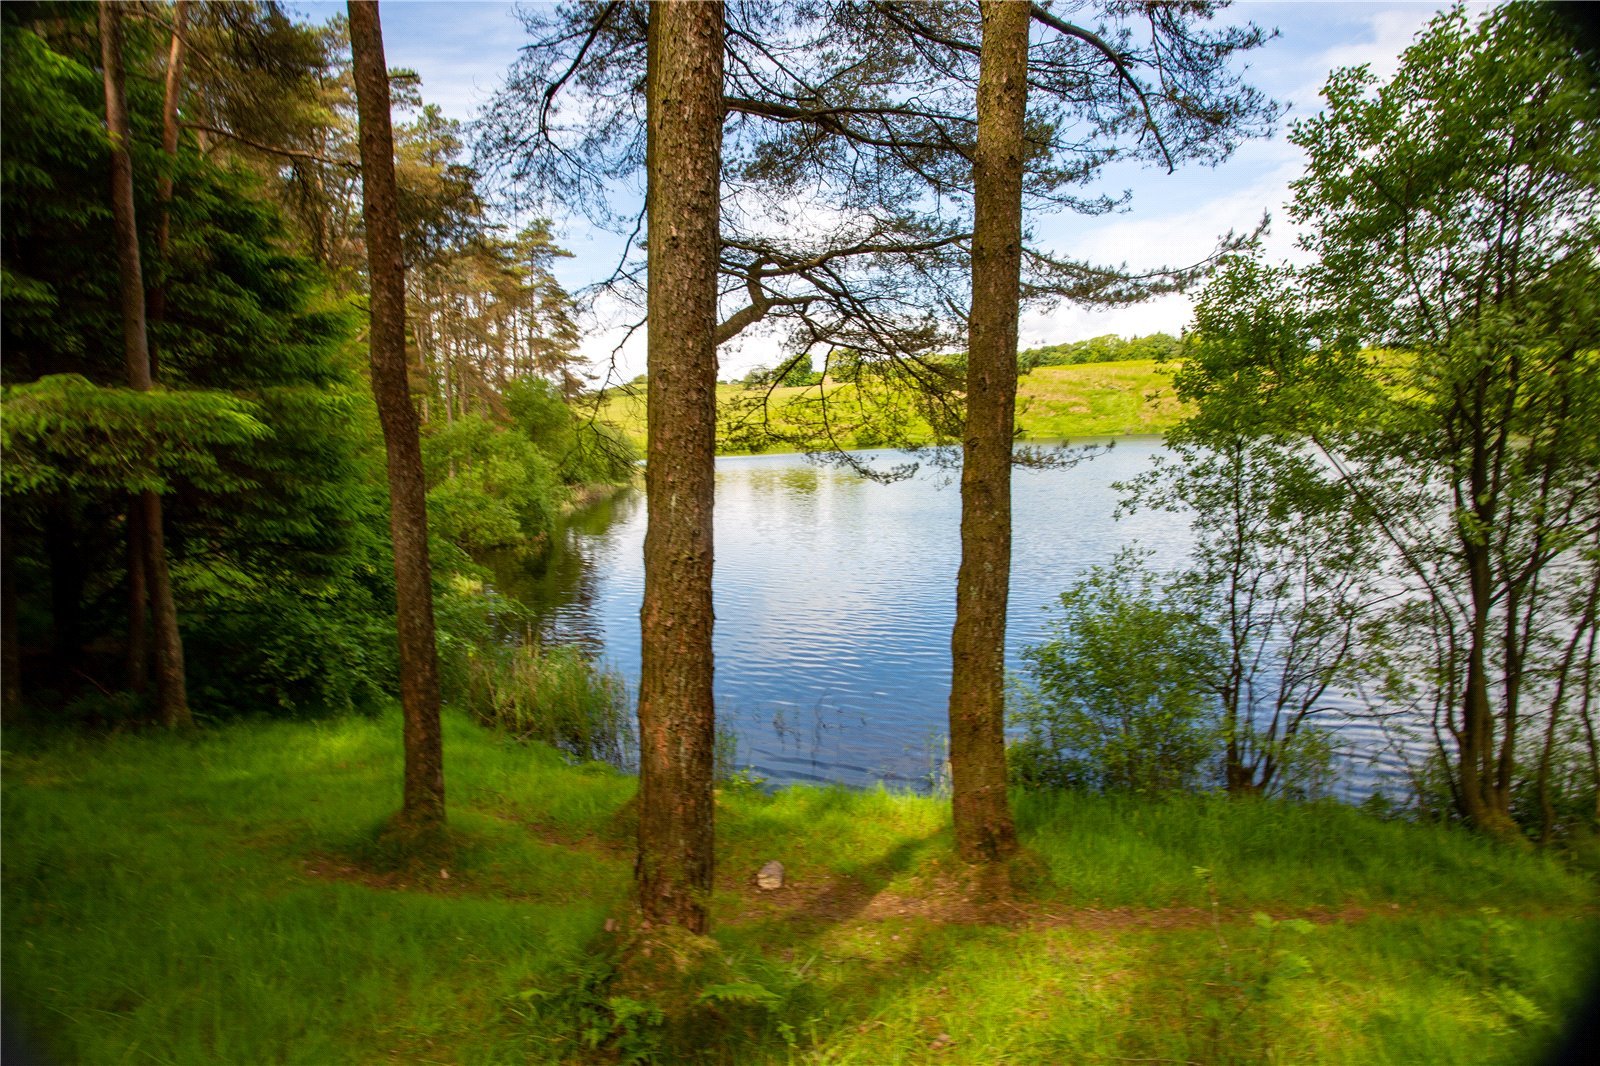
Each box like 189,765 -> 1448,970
464,642 -> 634,767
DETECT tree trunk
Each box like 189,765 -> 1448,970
140,489 -> 189,724
636,0 -> 722,933
101,0 -> 192,728
947,0 -> 1026,865
145,0 -> 192,367
126,513 -> 149,694
349,0 -> 446,829
1457,531 -> 1519,838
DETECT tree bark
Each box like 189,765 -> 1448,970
101,0 -> 192,728
126,513 -> 149,694
1458,531 -> 1519,839
636,0 -> 723,933
145,0 -> 192,362
349,0 -> 446,829
948,0 -> 1026,865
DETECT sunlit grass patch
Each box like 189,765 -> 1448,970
593,359 -> 1190,455
4,711 -> 1595,1064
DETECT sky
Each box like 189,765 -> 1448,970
292,1 -> 1488,381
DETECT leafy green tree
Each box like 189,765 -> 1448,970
1187,6 -> 1600,838
1105,258 -> 1384,797
775,354 -> 822,389
1297,5 -> 1599,839
422,414 -> 561,560
1013,552 -> 1223,794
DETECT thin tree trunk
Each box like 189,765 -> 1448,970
139,489 -> 188,724
636,0 -> 722,933
1459,535 -> 1516,838
349,0 -> 445,829
126,515 -> 149,693
947,0 -> 1026,865
145,0 -> 192,373
101,0 -> 192,728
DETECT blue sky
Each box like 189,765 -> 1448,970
292,1 -> 1485,379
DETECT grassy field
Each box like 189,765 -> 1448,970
4,710 -> 1595,1064
595,359 -> 1187,455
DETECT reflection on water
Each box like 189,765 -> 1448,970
490,441 -> 1399,794
485,489 -> 644,661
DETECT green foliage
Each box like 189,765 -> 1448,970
1012,552 -> 1224,793
0,376 -> 267,495
739,358 -> 824,390
0,8 -> 395,717
420,380 -> 636,567
516,953 -> 667,1065
1180,4 -> 1600,835
423,414 -> 562,557
505,375 -> 637,485
1123,376 -> 1384,795
777,354 -> 823,388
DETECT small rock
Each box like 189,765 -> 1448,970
755,860 -> 785,891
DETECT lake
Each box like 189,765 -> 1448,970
496,439 -> 1399,794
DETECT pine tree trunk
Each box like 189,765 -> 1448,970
349,0 -> 446,829
948,0 -> 1026,865
145,0 -> 191,367
101,0 -> 192,728
636,0 -> 723,933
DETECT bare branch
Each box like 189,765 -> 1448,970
180,121 -> 359,170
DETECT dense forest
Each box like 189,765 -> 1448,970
3,1 -> 1598,1063
1,1 -> 634,731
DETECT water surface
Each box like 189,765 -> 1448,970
502,440 -> 1393,792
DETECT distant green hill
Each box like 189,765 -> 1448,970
596,357 -> 1187,455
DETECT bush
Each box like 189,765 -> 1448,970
1011,552 -> 1223,793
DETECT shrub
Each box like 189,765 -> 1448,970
1011,552 -> 1223,793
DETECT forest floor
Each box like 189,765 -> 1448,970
4,710 -> 1596,1064
596,359 -> 1187,455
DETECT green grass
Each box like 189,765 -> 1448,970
4,711 -> 1595,1063
596,359 -> 1188,455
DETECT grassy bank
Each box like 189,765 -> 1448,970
4,711 -> 1595,1064
597,359 -> 1187,455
